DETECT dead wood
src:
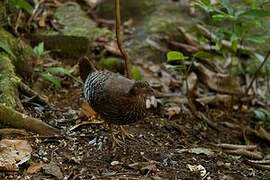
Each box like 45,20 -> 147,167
0,104 -> 60,136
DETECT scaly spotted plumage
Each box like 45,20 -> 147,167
84,70 -> 154,125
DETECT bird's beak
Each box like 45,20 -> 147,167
146,95 -> 157,109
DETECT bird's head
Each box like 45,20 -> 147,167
128,80 -> 154,96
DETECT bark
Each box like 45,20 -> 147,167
0,104 -> 59,136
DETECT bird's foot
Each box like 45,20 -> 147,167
111,132 -> 124,148
119,126 -> 134,141
110,126 -> 135,148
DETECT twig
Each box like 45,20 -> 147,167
177,27 -> 198,47
224,149 -> 263,160
246,159 -> 270,164
18,81 -> 48,105
0,128 -> 28,136
245,160 -> 270,170
215,143 -> 257,150
115,0 -> 132,79
93,172 -> 141,179
244,50 -> 270,96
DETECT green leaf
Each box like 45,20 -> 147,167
46,67 -> 72,76
41,72 -> 61,88
220,0 -> 234,15
245,35 -> 267,43
0,41 -> 15,58
131,66 -> 142,80
231,40 -> 238,52
33,42 -> 45,57
254,110 -> 266,120
166,51 -> 188,63
239,9 -> 270,18
9,0 -> 33,14
212,14 -> 236,21
254,108 -> 270,121
194,0 -> 213,13
201,0 -> 211,6
46,67 -> 82,83
193,51 -> 212,59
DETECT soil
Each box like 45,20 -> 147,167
1,1 -> 270,179
1,79 -> 269,180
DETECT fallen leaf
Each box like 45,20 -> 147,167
177,147 -> 215,156
187,164 -> 207,177
27,162 -> 45,174
0,139 -> 32,172
43,162 -> 63,180
80,101 -> 96,119
165,106 -> 181,119
193,62 -> 241,94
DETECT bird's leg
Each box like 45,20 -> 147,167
109,124 -> 124,148
120,125 -> 134,141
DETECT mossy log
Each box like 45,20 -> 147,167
0,27 -> 36,79
0,27 -> 60,136
0,104 -> 59,136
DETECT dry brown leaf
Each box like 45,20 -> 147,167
165,106 -> 181,120
193,62 -> 241,94
43,162 -> 63,180
104,41 -> 122,56
27,162 -> 45,174
79,101 -> 97,119
0,139 -> 32,172
195,94 -> 232,106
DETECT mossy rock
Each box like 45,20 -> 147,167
54,3 -> 112,41
98,57 -> 125,74
97,0 -> 157,21
98,57 -> 142,80
32,3 -> 113,59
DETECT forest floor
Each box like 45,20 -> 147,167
3,80 -> 267,179
1,0 -> 270,179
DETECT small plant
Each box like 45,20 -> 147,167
33,42 -> 48,58
40,67 -> 81,89
195,0 -> 270,82
253,108 -> 270,131
8,0 -> 33,14
195,0 -> 270,51
166,51 -> 191,76
0,40 -> 15,58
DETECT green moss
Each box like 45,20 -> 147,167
98,57 -> 125,73
54,3 -> 112,40
98,57 -> 142,80
131,66 -> 142,80
0,54 -> 20,108
144,4 -> 183,34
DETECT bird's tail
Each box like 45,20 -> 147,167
78,56 -> 98,82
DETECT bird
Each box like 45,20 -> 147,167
84,70 -> 154,125
79,57 -> 155,145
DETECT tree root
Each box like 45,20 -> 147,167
0,104 -> 60,136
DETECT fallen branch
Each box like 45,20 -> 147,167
0,104 -> 60,136
215,143 -> 257,150
246,159 -> 270,164
18,81 -> 48,105
224,149 -> 263,160
0,128 -> 28,136
245,160 -> 270,170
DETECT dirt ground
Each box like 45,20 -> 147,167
1,79 -> 269,180
1,1 -> 270,179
